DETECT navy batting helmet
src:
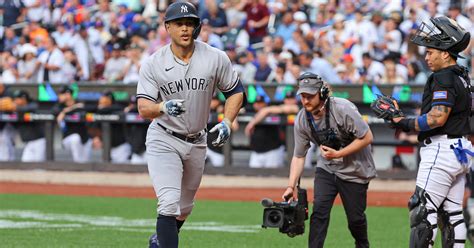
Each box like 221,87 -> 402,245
411,16 -> 471,58
164,1 -> 201,39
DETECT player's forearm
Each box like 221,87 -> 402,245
137,98 -> 164,119
395,105 -> 450,132
338,129 -> 373,157
223,92 -> 244,122
287,156 -> 305,189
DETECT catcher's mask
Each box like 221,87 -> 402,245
296,72 -> 330,100
411,16 -> 470,58
164,1 -> 201,39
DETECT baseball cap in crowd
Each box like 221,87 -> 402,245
342,54 -> 354,63
293,11 -> 307,22
254,95 -> 267,103
335,64 -> 347,73
296,72 -> 324,95
285,90 -> 296,99
333,13 -> 345,23
12,90 -> 31,100
112,43 -> 122,50
19,43 -> 37,57
59,85 -> 74,94
102,90 -> 115,103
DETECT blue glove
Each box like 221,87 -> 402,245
161,99 -> 186,117
209,118 -> 231,147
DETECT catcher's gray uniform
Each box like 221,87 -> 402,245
137,40 -> 240,217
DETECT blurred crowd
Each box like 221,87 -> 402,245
0,0 -> 473,88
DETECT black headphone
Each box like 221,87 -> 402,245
298,72 -> 330,100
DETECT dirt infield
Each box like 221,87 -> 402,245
0,182 -> 412,207
0,179 -> 411,207
0,170 -> 417,207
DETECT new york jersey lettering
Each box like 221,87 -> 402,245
160,77 -> 210,96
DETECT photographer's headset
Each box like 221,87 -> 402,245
297,72 -> 330,101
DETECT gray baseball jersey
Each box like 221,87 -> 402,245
137,40 -> 240,218
294,97 -> 376,184
137,40 -> 240,135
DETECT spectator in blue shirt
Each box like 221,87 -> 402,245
200,1 -> 229,36
254,51 -> 273,82
275,12 -> 297,42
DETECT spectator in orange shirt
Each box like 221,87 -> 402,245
28,22 -> 49,44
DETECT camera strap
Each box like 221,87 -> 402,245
305,99 -> 331,144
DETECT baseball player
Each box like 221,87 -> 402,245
53,86 -> 93,163
124,95 -> 148,164
90,91 -> 131,163
136,2 -> 245,248
282,72 -> 376,248
373,16 -> 472,247
11,90 -> 46,162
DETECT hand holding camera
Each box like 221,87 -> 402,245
282,186 -> 295,202
262,186 -> 309,237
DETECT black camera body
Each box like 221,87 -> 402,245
261,187 -> 309,237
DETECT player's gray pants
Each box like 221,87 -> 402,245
62,133 -> 92,163
21,137 -> 46,162
146,126 -> 206,218
0,124 -> 15,161
416,135 -> 471,247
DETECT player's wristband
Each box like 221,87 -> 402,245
158,102 -> 165,114
392,118 -> 416,132
222,118 -> 232,127
417,114 -> 431,131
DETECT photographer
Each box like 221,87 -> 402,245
282,72 -> 376,248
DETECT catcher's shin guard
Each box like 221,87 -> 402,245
409,187 -> 436,248
438,208 -> 466,247
467,198 -> 474,244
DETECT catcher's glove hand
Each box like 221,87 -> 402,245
370,94 -> 404,121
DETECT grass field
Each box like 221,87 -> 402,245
0,194 -> 471,248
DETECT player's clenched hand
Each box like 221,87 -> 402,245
209,118 -> 231,147
160,99 -> 186,117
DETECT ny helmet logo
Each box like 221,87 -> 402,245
181,5 -> 188,13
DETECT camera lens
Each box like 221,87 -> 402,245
263,208 -> 284,227
268,211 -> 282,224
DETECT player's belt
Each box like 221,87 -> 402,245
425,135 -> 463,145
157,123 -> 205,143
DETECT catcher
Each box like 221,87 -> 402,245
371,16 -> 472,248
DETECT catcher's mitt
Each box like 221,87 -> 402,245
370,94 -> 404,120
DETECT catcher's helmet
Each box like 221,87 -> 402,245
411,16 -> 470,58
164,1 -> 201,39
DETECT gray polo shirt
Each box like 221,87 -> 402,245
294,97 -> 377,184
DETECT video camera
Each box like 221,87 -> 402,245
261,187 -> 308,237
